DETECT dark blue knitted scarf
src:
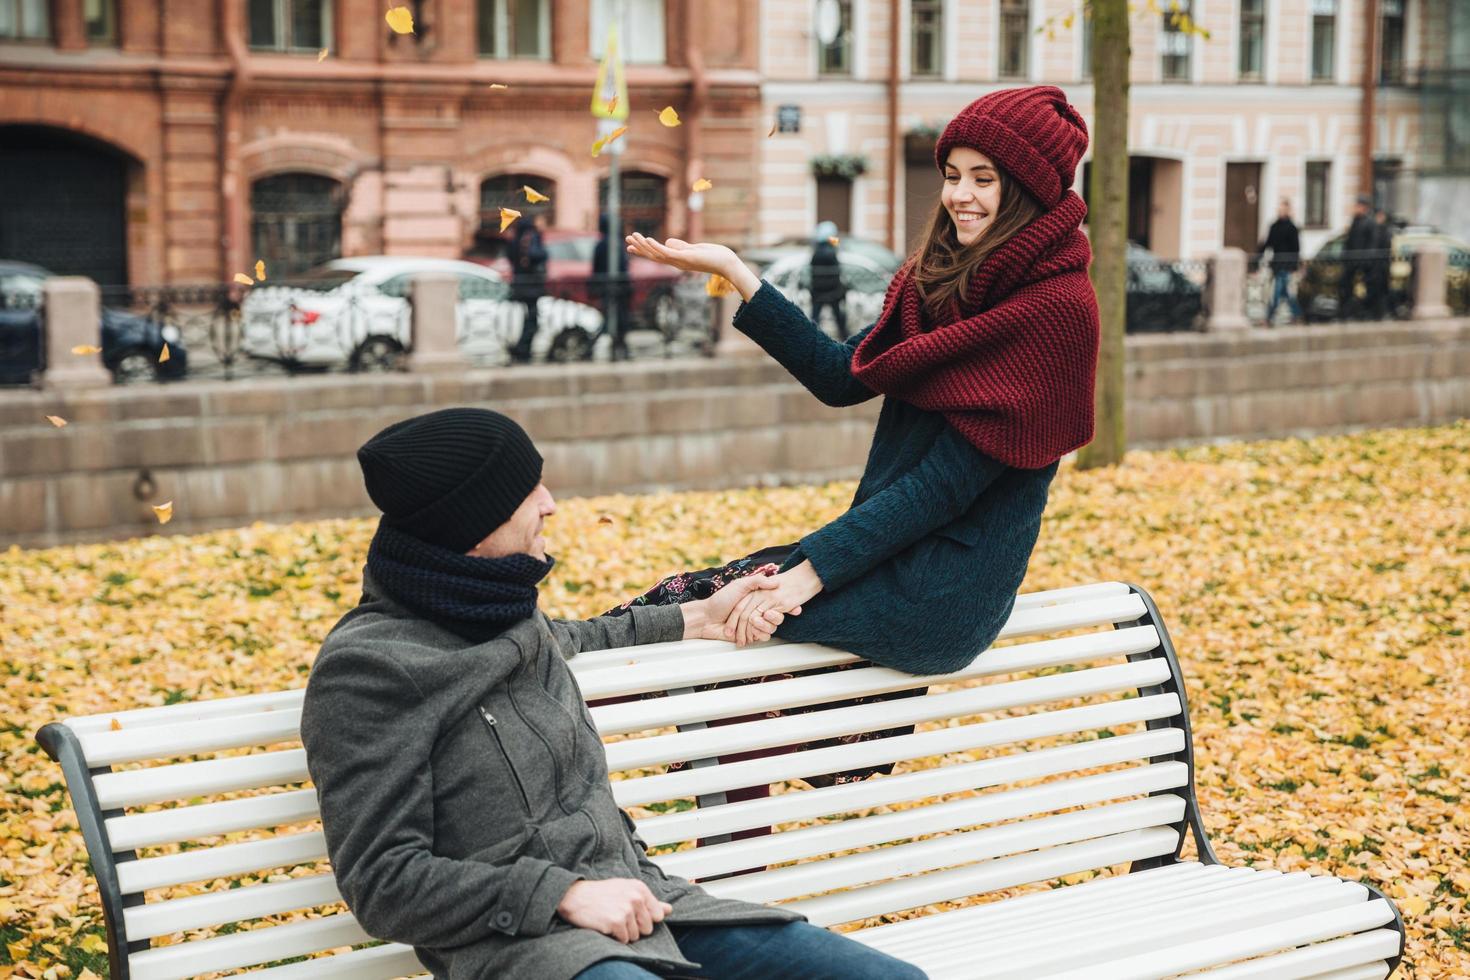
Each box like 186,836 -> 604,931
365,522 -> 555,642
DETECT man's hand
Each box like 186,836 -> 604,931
727,561 -> 823,647
681,571 -> 787,642
556,878 -> 672,944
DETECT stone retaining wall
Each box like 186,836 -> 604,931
3,317 -> 1468,548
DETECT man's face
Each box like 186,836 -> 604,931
1278,201 -> 1292,219
1355,202 -> 1369,218
466,483 -> 557,561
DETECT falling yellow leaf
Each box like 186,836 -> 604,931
44,415 -> 67,428
522,186 -> 550,204
158,343 -> 171,364
658,106 -> 681,127
317,48 -> 328,62
499,207 -> 522,233
385,5 -> 414,34
767,119 -> 778,138
71,345 -> 101,355
489,82 -> 508,89
255,259 -> 267,281
692,178 -> 713,193
233,273 -> 255,286
606,94 -> 619,114
828,236 -> 840,247
108,718 -> 120,732
591,126 -> 628,157
152,501 -> 173,525
705,274 -> 735,297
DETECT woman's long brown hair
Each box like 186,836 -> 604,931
910,164 -> 1043,322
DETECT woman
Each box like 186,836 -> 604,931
604,86 -> 1099,794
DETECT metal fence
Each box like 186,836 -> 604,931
1126,257 -> 1210,333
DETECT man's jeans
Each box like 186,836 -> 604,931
1266,270 -> 1303,324
573,921 -> 927,979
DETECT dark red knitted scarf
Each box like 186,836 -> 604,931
851,191 -> 1100,469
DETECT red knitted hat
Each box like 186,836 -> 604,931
935,86 -> 1089,209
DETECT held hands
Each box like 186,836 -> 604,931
726,561 -> 824,647
556,878 -> 672,944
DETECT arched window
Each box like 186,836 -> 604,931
480,172 -> 555,225
597,171 -> 667,238
250,173 -> 343,276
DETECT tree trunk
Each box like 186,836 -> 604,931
1077,0 -> 1129,470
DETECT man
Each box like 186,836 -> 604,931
1368,207 -> 1395,319
1257,198 -> 1303,325
507,213 -> 549,364
808,221 -> 848,340
301,408 -> 922,980
1339,194 -> 1377,319
592,214 -> 633,361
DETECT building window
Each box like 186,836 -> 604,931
481,173 -> 554,226
250,173 -> 343,276
1380,0 -> 1405,84
84,0 -> 115,43
816,175 -> 854,233
479,0 -> 550,59
999,0 -> 1030,79
0,0 -> 50,40
1238,0 -> 1264,80
248,0 -> 330,51
590,0 -> 665,64
1310,0 -> 1336,81
815,0 -> 853,76
598,171 -> 668,238
1081,6 -> 1092,77
911,0 -> 943,77
1160,0 -> 1193,82
1304,160 -> 1330,228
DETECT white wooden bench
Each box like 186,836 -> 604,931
37,581 -> 1405,980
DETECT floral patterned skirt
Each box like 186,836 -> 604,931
598,546 -> 924,810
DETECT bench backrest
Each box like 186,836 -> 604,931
38,580 -> 1206,980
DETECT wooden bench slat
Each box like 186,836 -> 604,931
940,876 -> 1367,976
123,872 -> 342,941
1251,961 -> 1390,980
702,795 -> 1186,907
576,643 -> 858,699
247,942 -> 428,979
654,762 -> 1189,881
95,748 -> 309,810
106,788 -> 318,852
776,826 -> 1181,926
79,710 -> 303,768
65,689 -> 306,736
594,639 -> 1169,737
634,727 -> 1185,846
611,690 -> 1181,807
116,831 -> 328,895
126,913 -> 375,980
604,636 -> 1163,769
1041,899 -> 1397,980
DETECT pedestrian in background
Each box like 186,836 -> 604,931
592,213 -> 632,361
809,220 -> 848,339
1369,206 -> 1394,319
1339,194 -> 1376,319
1257,198 -> 1303,325
507,213 -> 548,364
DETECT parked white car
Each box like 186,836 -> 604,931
760,250 -> 893,337
239,257 -> 603,370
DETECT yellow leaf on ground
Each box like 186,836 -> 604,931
705,274 -> 734,297
522,186 -> 550,204
692,178 -> 713,192
44,416 -> 67,428
70,345 -> 101,355
6,943 -> 27,963
77,934 -> 106,956
79,969 -> 102,980
385,6 -> 414,33
233,273 -> 255,286
591,126 -> 628,157
1399,895 -> 1429,918
658,106 -> 681,127
109,718 -> 120,731
158,343 -> 170,364
255,259 -> 267,281
317,48 -> 328,61
152,501 -> 173,525
499,208 -> 522,233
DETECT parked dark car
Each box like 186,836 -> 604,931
1125,243 -> 1205,332
0,261 -> 186,386
1294,230 -> 1470,321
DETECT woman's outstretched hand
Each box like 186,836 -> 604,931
625,233 -> 761,301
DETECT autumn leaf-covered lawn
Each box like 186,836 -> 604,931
2,421 -> 1467,978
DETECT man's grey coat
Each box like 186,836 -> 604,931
300,575 -> 800,980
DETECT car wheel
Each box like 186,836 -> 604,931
548,327 -> 594,363
350,336 -> 405,373
111,350 -> 157,385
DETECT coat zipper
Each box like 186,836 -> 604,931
479,706 -> 534,817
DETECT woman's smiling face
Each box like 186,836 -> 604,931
942,147 -> 1002,246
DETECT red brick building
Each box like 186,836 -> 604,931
0,0 -> 763,285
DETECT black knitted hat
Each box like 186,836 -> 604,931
357,408 -> 543,552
